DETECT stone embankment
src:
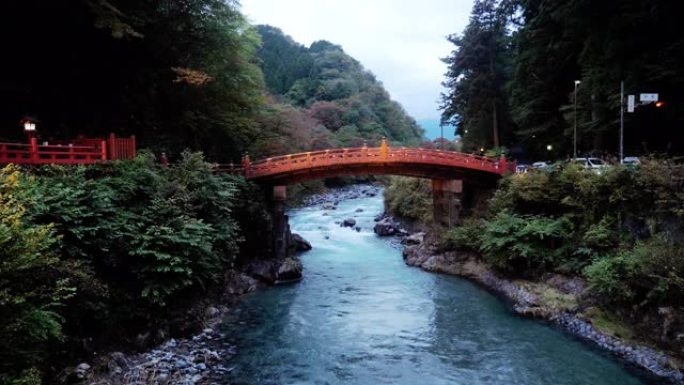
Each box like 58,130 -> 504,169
398,229 -> 684,385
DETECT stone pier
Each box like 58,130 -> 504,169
432,179 -> 463,227
272,185 -> 289,260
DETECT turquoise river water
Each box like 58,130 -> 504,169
219,194 -> 648,385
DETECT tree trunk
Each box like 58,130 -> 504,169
489,50 -> 500,148
492,99 -> 499,148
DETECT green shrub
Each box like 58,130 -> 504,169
444,218 -> 483,252
479,211 -> 573,273
0,165 -> 72,383
25,151 -> 242,308
384,176 -> 432,222
1,151 -> 265,380
585,235 -> 684,307
483,159 -> 684,276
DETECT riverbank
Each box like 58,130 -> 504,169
80,183 -> 668,384
399,230 -> 684,385
79,184 -> 384,384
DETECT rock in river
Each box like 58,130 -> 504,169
373,217 -> 397,236
342,218 -> 356,228
276,257 -> 303,283
292,233 -> 312,251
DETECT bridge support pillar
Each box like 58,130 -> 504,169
432,179 -> 463,227
272,186 -> 289,260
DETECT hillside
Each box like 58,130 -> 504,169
249,25 -> 424,157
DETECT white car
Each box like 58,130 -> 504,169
572,157 -> 609,173
532,161 -> 549,169
623,156 -> 640,166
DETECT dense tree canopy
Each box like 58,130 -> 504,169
442,0 -> 684,160
0,0 -> 264,161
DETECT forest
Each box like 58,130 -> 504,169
441,0 -> 683,160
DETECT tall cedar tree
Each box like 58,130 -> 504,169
440,0 -> 513,152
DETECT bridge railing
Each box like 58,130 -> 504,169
0,134 -> 136,165
220,145 -> 516,179
0,138 -> 106,165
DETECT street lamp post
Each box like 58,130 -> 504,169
21,117 -> 37,141
620,80 -> 624,164
574,80 -> 581,159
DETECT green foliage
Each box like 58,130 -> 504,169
479,211 -> 573,272
0,166 -> 70,383
27,152 -> 241,308
586,236 -> 684,307
383,177 -> 432,223
444,218 -> 484,252
3,368 -> 42,385
469,159 -> 684,310
0,153 -> 267,380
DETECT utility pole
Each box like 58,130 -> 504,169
620,80 -> 624,165
574,80 -> 581,158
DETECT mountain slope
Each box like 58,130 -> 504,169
254,25 -> 424,152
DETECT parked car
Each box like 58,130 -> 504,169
516,164 -> 531,173
622,156 -> 641,166
532,161 -> 549,169
572,157 -> 609,173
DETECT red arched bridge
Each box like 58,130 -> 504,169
219,141 -> 515,186
218,141 -> 515,259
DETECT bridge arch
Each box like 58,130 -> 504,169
223,141 -> 513,186
219,142 -> 515,260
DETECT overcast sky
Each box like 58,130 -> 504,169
240,0 -> 473,121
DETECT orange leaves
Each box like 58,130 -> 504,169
171,67 -> 214,86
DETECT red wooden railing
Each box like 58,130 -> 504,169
218,142 -> 515,181
0,138 -> 106,165
108,133 -> 136,161
0,134 -> 136,165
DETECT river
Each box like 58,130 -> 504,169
218,192 -> 647,385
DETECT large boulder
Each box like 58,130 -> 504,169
402,232 -> 425,245
276,257 -> 303,283
245,260 -> 277,284
246,257 -> 303,285
342,218 -> 356,228
291,233 -> 312,251
374,217 -> 397,236
225,271 -> 260,294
